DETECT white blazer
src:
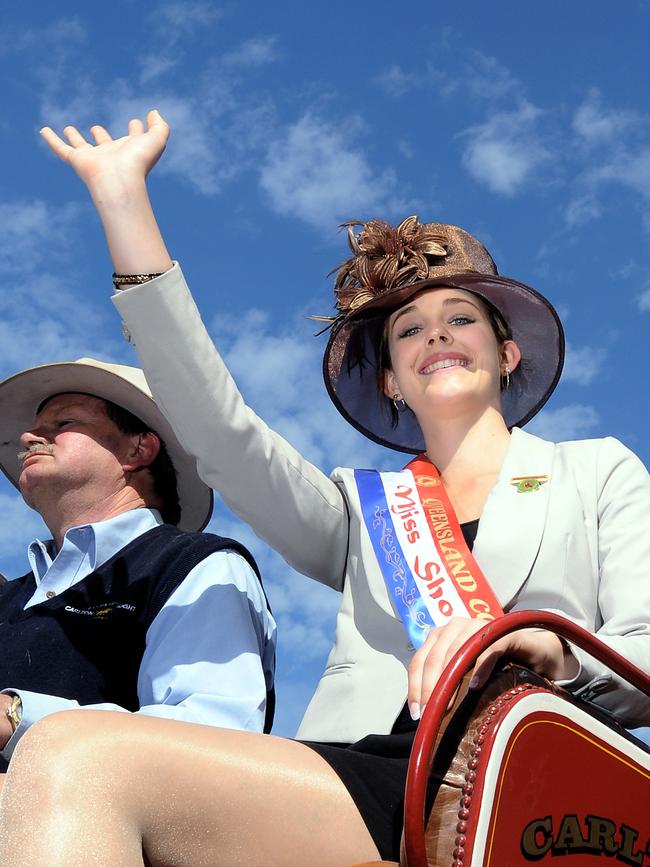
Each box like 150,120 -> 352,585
113,264 -> 650,741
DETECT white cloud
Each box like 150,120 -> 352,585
564,193 -> 602,228
139,55 -> 178,85
259,113 -> 406,230
375,50 -> 522,104
138,95 -> 227,195
463,51 -> 522,102
374,64 -> 420,97
525,404 -> 600,441
573,89 -> 638,145
397,139 -> 414,159
562,342 -> 607,386
150,2 -> 223,44
592,147 -> 650,201
14,17 -> 86,51
0,199 -> 80,274
638,287 -> 650,312
461,102 -> 550,196
565,91 -> 650,229
223,36 -> 279,68
36,22 -> 280,199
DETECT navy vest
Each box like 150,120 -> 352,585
0,524 -> 274,732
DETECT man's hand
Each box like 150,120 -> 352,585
40,110 -> 169,198
407,617 -> 578,720
0,694 -> 15,750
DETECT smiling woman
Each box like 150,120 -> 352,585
0,111 -> 647,867
381,289 -> 521,445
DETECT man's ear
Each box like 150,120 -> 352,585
123,432 -> 161,472
501,339 -> 522,374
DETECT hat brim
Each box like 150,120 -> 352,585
0,359 -> 212,532
323,273 -> 564,453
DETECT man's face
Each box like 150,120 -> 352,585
18,393 -> 135,509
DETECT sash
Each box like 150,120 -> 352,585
355,455 -> 503,649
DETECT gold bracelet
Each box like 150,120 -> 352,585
4,694 -> 22,733
112,272 -> 164,290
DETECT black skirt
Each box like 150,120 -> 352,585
302,520 -> 479,860
302,703 -> 417,860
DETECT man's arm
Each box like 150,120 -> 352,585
135,548 -> 276,730
1,550 -> 276,761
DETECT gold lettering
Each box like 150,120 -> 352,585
469,598 -> 495,621
453,572 -> 478,592
618,824 -> 644,865
552,814 -> 587,853
520,816 -> 553,859
585,815 -> 618,856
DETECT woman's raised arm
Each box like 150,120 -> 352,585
41,110 -> 173,275
41,112 -> 350,589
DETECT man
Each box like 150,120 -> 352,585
0,357 -> 276,765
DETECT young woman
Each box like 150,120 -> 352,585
0,111 -> 647,866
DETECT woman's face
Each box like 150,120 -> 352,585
382,287 -> 520,423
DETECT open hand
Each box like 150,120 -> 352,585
40,110 -> 169,194
407,616 -> 575,719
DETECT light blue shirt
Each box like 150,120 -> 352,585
2,508 -> 276,759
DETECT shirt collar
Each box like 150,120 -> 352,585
27,508 -> 164,584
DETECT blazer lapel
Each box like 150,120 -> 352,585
473,428 -> 556,608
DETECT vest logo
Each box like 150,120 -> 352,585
64,602 -> 136,619
521,814 -> 650,863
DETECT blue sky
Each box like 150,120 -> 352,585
1,1 -> 649,735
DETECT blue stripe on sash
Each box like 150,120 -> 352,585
355,469 -> 433,650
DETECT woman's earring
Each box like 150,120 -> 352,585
392,394 -> 408,413
501,366 -> 511,391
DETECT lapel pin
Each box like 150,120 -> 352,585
510,475 -> 549,493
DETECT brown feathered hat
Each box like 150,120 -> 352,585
322,216 -> 564,453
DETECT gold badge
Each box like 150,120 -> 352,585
414,475 -> 440,488
510,475 -> 549,493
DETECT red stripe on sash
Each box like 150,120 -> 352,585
405,455 -> 504,622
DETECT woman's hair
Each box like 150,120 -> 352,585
376,292 -> 515,428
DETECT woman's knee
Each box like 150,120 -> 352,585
8,710 -> 126,798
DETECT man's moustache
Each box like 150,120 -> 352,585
17,444 -> 55,461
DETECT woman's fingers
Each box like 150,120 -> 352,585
128,118 -> 145,136
469,640 -> 508,690
409,624 -> 574,724
146,110 -> 170,152
407,618 -> 483,717
147,108 -> 168,131
63,125 -> 91,148
40,127 -> 73,161
90,125 -> 112,145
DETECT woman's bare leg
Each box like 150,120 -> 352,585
0,710 -> 381,867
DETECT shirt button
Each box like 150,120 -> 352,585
46,591 -> 55,599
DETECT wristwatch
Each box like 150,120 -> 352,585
4,693 -> 22,733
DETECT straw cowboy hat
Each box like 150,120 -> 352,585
322,217 -> 565,453
0,357 -> 212,531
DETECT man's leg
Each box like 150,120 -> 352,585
0,711 -> 381,867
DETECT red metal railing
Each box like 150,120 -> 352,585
402,610 -> 650,867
